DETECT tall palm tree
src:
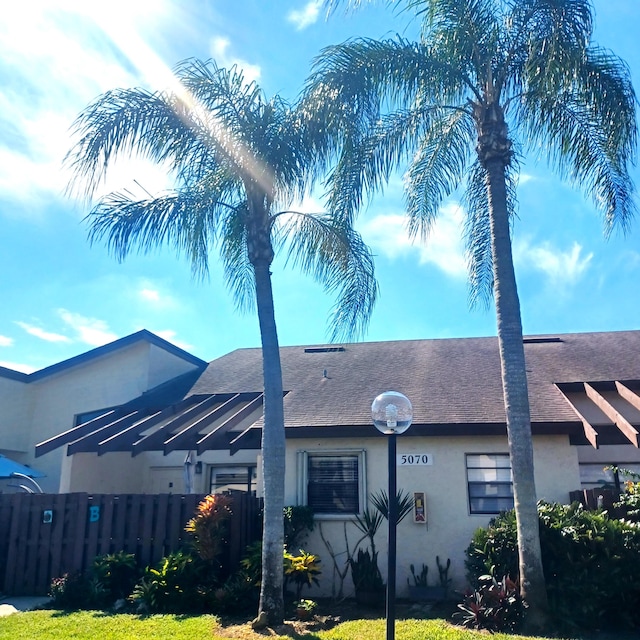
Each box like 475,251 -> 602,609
305,0 -> 636,628
66,58 -> 377,625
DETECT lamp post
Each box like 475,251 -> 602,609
371,391 -> 413,640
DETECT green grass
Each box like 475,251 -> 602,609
0,610 -> 217,640
0,611 -> 555,640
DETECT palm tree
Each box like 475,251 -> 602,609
66,58 -> 378,625
305,0 -> 636,628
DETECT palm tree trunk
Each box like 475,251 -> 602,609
485,158 -> 549,631
253,259 -> 286,626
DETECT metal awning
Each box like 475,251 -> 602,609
557,380 -> 640,448
35,392 -> 264,458
0,454 -> 45,478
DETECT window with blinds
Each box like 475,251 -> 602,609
466,453 -> 514,514
209,466 -> 257,495
297,450 -> 365,516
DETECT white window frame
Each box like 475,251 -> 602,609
466,453 -> 514,515
296,449 -> 367,519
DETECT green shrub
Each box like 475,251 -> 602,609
283,505 -> 315,549
130,550 -> 211,613
49,572 -> 91,609
465,501 -> 640,631
91,551 -> 139,604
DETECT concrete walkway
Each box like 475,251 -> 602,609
0,596 -> 51,617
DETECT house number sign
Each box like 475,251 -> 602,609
397,453 -> 433,466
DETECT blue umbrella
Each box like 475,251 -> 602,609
0,454 -> 45,479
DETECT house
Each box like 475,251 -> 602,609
5,328 -> 640,594
0,330 -> 206,493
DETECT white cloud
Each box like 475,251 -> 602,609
210,37 -> 261,84
0,335 -> 13,347
57,309 -> 118,346
287,1 -> 322,30
140,288 -> 161,303
515,240 -> 593,284
360,203 -> 468,277
0,360 -> 36,374
0,1 -> 176,211
15,321 -> 72,343
153,330 -> 194,352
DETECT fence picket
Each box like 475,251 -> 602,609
0,491 -> 260,596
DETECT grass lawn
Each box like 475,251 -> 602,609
0,610 -> 558,640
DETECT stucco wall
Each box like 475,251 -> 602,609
0,375 -> 31,455
62,448 -> 261,494
4,340 -> 201,493
285,433 -> 578,598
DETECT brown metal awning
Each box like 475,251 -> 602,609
35,392 -> 265,458
556,380 -> 640,448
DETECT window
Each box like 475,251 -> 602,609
297,450 -> 366,516
209,465 -> 257,495
466,453 -> 514,514
579,463 -> 640,491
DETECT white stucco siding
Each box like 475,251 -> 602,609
63,449 -> 261,494
147,343 -> 202,388
16,341 -> 201,493
0,376 -> 31,454
285,433 -> 578,598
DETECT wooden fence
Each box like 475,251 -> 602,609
0,491 -> 261,596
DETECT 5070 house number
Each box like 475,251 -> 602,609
397,453 -> 433,466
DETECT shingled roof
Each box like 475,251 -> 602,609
37,330 -> 640,457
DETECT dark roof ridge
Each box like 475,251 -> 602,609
1,330 -> 206,383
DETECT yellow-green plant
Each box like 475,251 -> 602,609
283,549 -> 321,600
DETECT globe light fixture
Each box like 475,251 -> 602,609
371,391 -> 413,640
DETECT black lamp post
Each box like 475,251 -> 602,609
371,391 -> 413,640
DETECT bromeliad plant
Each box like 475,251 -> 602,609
455,574 -> 523,632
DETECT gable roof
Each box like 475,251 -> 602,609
37,329 -> 640,457
0,330 -> 207,383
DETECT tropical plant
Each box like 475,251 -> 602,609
466,501 -> 640,631
294,597 -> 317,620
349,547 -> 384,594
283,549 -> 321,599
306,0 -> 637,628
283,505 -> 315,549
455,574 -> 523,632
130,550 -> 210,613
91,551 -> 139,604
66,58 -> 378,625
185,493 -> 233,562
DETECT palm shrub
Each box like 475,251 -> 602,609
465,501 -> 640,631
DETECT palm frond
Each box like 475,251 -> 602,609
220,202 -> 256,313
86,190 -> 221,279
369,489 -> 414,525
405,107 -> 475,240
276,210 -> 378,341
519,47 -> 637,233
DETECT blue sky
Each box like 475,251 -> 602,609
0,0 -> 638,372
